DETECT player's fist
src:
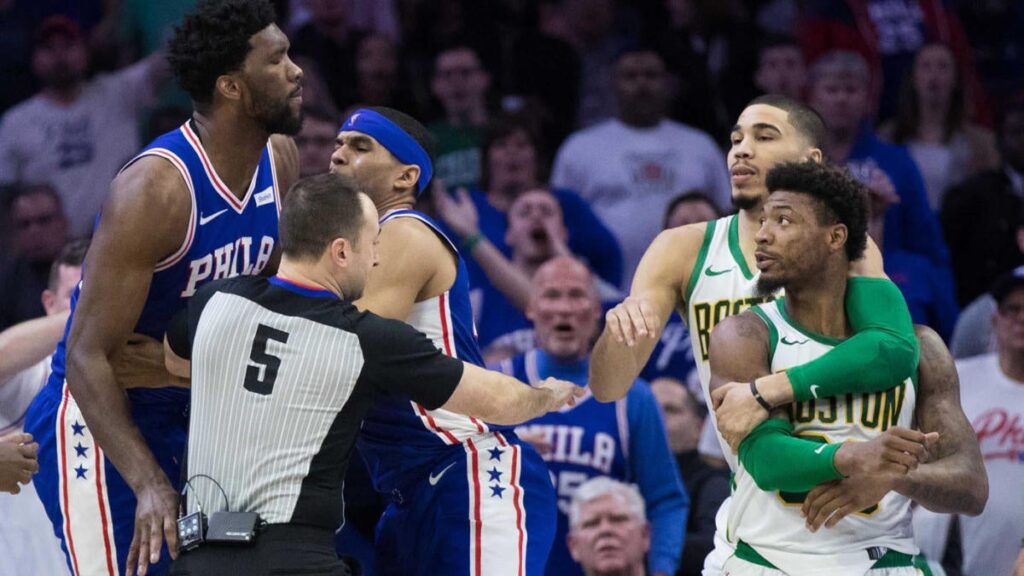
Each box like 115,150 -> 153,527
537,378 -> 586,412
0,432 -> 38,494
834,427 -> 939,477
605,296 -> 660,347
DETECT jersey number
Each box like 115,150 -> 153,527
244,324 -> 290,395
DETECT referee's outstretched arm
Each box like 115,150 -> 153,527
442,363 -> 585,425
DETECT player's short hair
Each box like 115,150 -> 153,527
280,173 -> 368,261
747,94 -> 828,152
568,477 -> 646,528
765,161 -> 869,261
364,106 -> 436,169
48,238 -> 89,291
167,0 -> 278,105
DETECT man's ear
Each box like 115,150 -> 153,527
807,147 -> 824,163
331,237 -> 351,267
396,164 -> 422,194
41,289 -> 56,315
215,73 -> 243,102
829,224 -> 848,254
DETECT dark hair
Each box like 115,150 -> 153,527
663,190 -> 721,229
748,94 -> 828,152
365,106 -> 436,168
167,0 -> 278,105
479,112 -> 547,189
279,174 -> 368,261
48,238 -> 89,290
765,161 -> 869,261
890,43 -> 965,145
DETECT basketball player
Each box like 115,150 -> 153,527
24,1 -> 301,575
709,161 -> 986,575
589,95 -> 921,573
330,107 -> 557,575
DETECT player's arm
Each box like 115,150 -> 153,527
590,226 -> 701,401
357,315 -> 584,424
262,135 -> 301,275
354,218 -> 445,320
894,325 -> 986,514
162,309 -> 190,381
0,312 -> 68,384
65,157 -> 189,573
710,313 -> 927,492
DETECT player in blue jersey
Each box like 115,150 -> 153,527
497,255 -> 687,576
330,107 -> 559,576
24,1 -> 301,575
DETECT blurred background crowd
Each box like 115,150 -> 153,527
1,1 -> 1022,575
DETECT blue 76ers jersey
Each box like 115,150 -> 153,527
46,121 -> 281,403
357,209 -> 505,495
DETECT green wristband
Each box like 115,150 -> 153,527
461,232 -> 484,254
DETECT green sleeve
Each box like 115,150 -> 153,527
738,418 -> 844,492
787,277 -> 919,402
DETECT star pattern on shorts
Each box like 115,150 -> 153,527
488,447 -> 503,462
490,484 -> 505,499
487,467 -> 502,482
74,464 -> 88,480
74,443 -> 88,458
71,421 -> 86,436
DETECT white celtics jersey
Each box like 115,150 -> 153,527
728,299 -> 918,576
685,214 -> 773,469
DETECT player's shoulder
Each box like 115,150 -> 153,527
650,221 -> 711,259
381,213 -> 450,252
713,308 -> 770,343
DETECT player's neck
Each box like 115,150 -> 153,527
191,110 -> 270,199
784,270 -> 851,340
373,191 -> 416,216
735,207 -> 763,268
998,350 -> 1024,384
276,258 -> 345,299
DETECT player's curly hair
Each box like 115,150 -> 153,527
765,161 -> 869,261
167,0 -> 277,106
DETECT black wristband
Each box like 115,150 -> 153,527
750,381 -> 772,411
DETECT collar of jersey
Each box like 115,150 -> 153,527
269,276 -> 338,299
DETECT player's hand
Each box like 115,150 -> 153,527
432,180 -> 480,239
712,382 -> 769,453
605,296 -> 660,347
537,378 -> 586,412
833,427 -> 939,478
127,476 -> 179,576
0,432 -> 38,494
517,430 -> 552,457
801,470 -> 900,531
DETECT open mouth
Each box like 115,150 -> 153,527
530,228 -> 548,243
554,322 -> 573,334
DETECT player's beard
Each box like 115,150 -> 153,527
732,193 -> 761,212
756,274 -> 784,297
252,90 -> 303,136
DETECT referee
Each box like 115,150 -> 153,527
164,173 -> 582,575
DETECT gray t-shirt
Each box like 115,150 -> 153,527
0,59 -> 157,236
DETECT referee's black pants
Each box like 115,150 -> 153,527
169,524 -> 356,576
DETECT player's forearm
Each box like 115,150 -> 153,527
0,312 -> 68,383
66,348 -> 166,491
469,239 -> 532,311
739,418 -> 843,492
895,453 -> 988,515
783,278 -> 918,402
589,333 -> 646,402
449,365 -> 555,425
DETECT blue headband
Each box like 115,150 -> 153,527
340,109 -> 433,194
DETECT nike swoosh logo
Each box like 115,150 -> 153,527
781,336 -> 809,346
428,462 -> 457,486
814,444 -> 827,454
198,208 -> 229,226
706,266 -> 735,277
810,385 -> 820,398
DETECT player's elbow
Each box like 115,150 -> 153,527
964,470 -> 989,516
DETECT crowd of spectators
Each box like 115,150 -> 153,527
1,1 -> 1023,575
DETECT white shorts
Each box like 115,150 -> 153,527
703,495 -> 735,576
722,555 -> 925,576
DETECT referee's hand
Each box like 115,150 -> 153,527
537,378 -> 587,412
127,476 -> 179,576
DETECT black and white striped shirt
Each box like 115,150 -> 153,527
167,275 -> 463,529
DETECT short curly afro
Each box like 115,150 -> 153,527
167,0 -> 278,106
765,161 -> 869,262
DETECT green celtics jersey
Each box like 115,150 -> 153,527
728,298 -> 918,576
685,214 -> 774,469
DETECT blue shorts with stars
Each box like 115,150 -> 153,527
372,430 -> 556,576
26,379 -> 188,576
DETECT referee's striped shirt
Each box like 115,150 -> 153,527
167,275 -> 463,528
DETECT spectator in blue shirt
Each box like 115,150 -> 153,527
807,50 -> 951,270
436,113 -> 623,288
496,255 -> 688,576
